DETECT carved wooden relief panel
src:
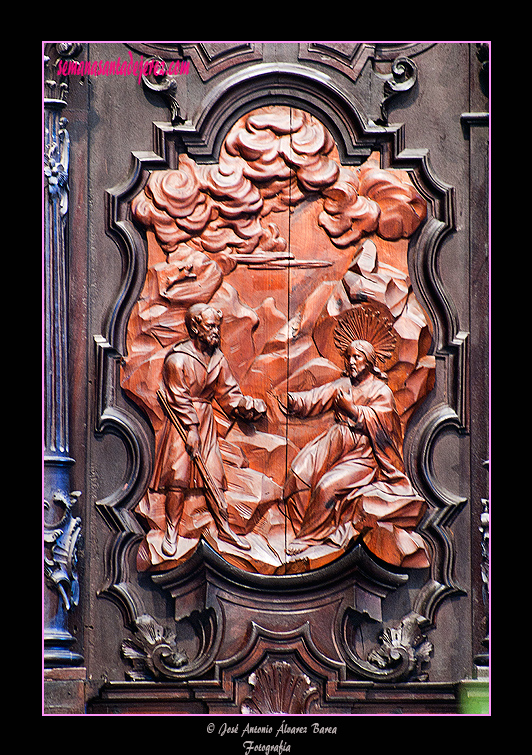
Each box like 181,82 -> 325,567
123,106 -> 433,575
44,42 -> 489,716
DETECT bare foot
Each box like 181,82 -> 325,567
218,526 -> 251,551
286,539 -> 308,556
162,535 -> 178,557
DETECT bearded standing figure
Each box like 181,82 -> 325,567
280,310 -> 430,568
153,303 -> 267,556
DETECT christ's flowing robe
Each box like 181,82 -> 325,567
284,375 -> 430,567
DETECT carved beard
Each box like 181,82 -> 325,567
347,361 -> 368,382
197,330 -> 220,352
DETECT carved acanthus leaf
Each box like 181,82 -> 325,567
121,614 -> 188,681
367,611 -> 433,681
44,491 -> 82,612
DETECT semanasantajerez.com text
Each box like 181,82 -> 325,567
56,52 -> 190,85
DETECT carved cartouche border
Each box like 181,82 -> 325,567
96,63 -> 464,651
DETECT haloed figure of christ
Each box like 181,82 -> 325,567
278,308 -> 429,568
154,303 -> 267,556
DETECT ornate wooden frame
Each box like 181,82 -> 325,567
93,63 -> 465,706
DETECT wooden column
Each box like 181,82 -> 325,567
43,44 -> 83,669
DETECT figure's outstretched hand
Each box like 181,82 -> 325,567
236,396 -> 267,422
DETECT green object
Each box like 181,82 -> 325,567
458,679 -> 490,714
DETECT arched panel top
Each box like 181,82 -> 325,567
148,61 -> 454,233
172,62 -> 396,166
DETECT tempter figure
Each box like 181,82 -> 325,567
153,303 -> 267,556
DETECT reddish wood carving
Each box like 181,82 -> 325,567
122,106 -> 433,574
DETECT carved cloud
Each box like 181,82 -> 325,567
131,107 -> 426,255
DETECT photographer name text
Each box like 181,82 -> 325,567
206,719 -> 338,753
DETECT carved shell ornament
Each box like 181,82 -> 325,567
241,660 -> 318,714
333,304 -> 397,366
